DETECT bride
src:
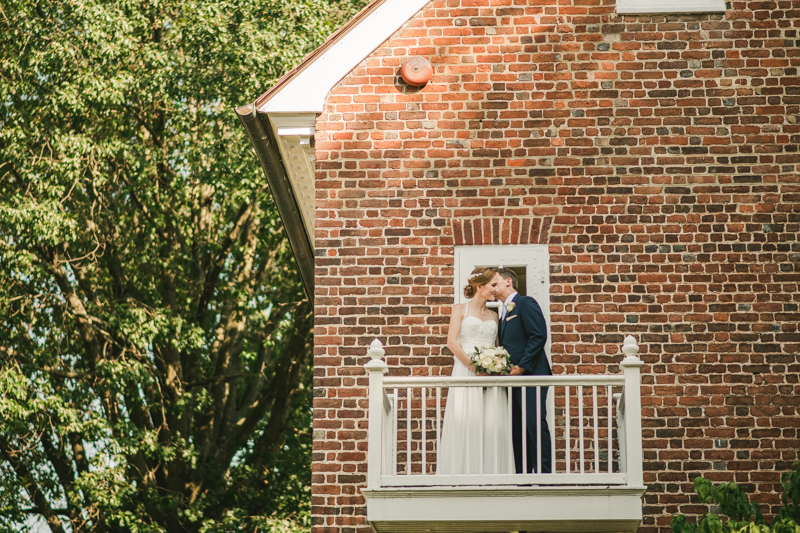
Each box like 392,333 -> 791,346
436,267 -> 513,475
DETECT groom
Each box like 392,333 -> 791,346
494,268 -> 552,474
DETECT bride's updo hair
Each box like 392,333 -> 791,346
463,267 -> 497,298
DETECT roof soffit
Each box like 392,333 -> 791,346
267,113 -> 317,245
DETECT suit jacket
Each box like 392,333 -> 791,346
499,293 -> 551,376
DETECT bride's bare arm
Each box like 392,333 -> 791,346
446,303 -> 476,371
494,312 -> 500,347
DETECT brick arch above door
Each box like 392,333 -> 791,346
451,217 -> 554,247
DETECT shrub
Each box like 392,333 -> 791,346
672,463 -> 800,533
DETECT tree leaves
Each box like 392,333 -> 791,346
0,0 -> 368,531
672,465 -> 800,533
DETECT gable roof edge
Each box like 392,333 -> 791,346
257,0 -> 431,114
235,104 -> 316,303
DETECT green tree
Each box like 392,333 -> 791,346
0,0 -> 367,531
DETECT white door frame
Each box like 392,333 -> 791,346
454,244 -> 550,350
453,244 -> 555,459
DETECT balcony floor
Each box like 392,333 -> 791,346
362,485 -> 646,533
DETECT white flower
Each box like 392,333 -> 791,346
506,302 -> 516,312
472,346 -> 513,374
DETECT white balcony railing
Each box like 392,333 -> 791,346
362,337 -> 646,533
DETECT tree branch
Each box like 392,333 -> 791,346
0,437 -> 67,533
196,193 -> 260,323
40,247 -> 103,372
219,303 -> 312,469
39,429 -> 83,532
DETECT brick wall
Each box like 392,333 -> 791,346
312,1 -> 800,531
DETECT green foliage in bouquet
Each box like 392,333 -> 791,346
671,463 -> 800,533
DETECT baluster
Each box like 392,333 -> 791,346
479,387 -> 484,475
593,386 -> 599,474
536,385 -> 541,474
578,385 -> 585,473
382,390 -> 387,474
551,386 -> 556,473
463,385 -> 470,474
421,387 -> 426,475
522,386 -> 527,475
436,387 -> 441,471
565,385 -> 570,474
393,388 -> 399,475
607,385 -> 612,474
391,392 -> 397,476
507,386 -> 514,473
406,387 -> 412,475
616,391 -> 627,475
494,386 -> 499,474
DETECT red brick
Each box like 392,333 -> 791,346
311,1 -> 800,531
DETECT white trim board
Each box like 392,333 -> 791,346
363,485 -> 645,528
258,0 -> 431,114
616,0 -> 726,13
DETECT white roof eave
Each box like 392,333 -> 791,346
258,0 -> 431,114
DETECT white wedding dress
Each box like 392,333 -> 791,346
436,304 -> 513,475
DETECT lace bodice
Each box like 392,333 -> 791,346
458,315 -> 498,354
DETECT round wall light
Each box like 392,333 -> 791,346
400,56 -> 433,86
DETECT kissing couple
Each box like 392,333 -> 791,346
436,267 -> 552,476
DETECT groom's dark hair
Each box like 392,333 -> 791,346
496,267 -> 518,290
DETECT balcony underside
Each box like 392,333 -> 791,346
362,485 -> 646,533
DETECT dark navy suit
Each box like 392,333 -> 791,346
499,293 -> 552,474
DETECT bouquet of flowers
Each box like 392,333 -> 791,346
471,346 -> 512,375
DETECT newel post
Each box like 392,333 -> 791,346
364,339 -> 388,490
621,335 -> 645,487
